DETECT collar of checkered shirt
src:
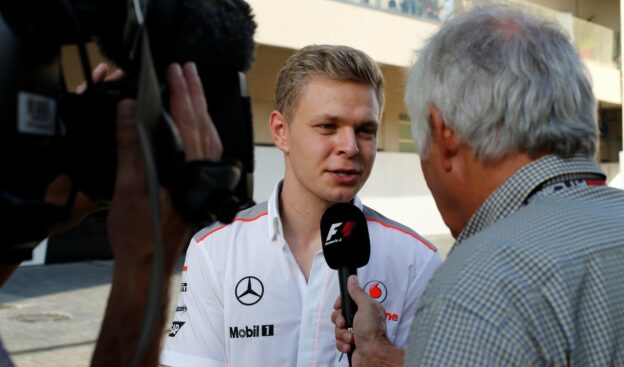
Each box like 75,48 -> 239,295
452,154 -> 604,251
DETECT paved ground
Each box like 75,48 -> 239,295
0,236 -> 454,367
0,261 -> 181,367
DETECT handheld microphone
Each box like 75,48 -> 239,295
321,203 -> 370,365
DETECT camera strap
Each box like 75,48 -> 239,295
121,2 -> 168,367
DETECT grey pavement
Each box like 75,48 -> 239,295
0,235 -> 453,367
0,261 -> 182,367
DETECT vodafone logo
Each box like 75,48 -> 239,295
364,280 -> 399,321
364,280 -> 388,303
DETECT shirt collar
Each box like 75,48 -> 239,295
453,154 -> 604,250
267,179 -> 364,241
267,180 -> 284,241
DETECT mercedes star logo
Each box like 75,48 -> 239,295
235,276 -> 264,306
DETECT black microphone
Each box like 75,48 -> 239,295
95,0 -> 256,79
321,203 -> 370,366
96,0 -> 257,209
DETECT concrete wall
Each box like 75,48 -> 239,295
378,64 -> 408,152
587,60 -> 623,104
527,0 -> 620,31
527,0 -> 576,13
245,45 -> 293,145
246,0 -> 439,68
579,0 -> 620,31
253,146 -> 450,238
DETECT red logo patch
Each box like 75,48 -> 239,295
364,280 -> 388,303
341,221 -> 357,237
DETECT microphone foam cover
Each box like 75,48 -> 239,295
320,203 -> 370,269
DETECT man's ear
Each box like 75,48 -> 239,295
428,106 -> 460,171
269,111 -> 289,153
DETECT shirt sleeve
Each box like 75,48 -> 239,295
404,299 -> 533,366
393,251 -> 441,347
160,237 -> 226,367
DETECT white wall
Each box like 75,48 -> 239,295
246,0 -> 439,68
253,146 -> 450,238
586,60 -> 623,104
245,0 -> 621,113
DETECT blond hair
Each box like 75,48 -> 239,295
274,44 -> 384,119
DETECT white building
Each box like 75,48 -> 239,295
243,0 -> 623,255
57,0 -> 623,259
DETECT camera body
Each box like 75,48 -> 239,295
0,0 -> 256,261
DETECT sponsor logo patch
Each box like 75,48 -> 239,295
229,324 -> 274,338
325,221 -> 357,245
180,282 -> 187,292
364,280 -> 388,303
176,305 -> 187,313
168,321 -> 185,337
235,276 -> 264,306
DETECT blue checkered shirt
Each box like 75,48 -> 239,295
404,155 -> 624,366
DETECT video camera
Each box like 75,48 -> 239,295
0,0 -> 257,261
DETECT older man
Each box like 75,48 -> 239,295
333,4 -> 624,366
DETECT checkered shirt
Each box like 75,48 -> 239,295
404,154 -> 624,366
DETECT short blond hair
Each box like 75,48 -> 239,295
274,44 -> 385,119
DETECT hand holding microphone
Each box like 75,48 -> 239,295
321,203 -> 370,366
323,203 -> 403,367
331,275 -> 402,367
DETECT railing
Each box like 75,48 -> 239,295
333,0 -> 619,67
334,0 -> 446,21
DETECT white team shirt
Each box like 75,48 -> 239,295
161,182 -> 441,367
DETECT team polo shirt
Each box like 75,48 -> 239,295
161,182 -> 441,367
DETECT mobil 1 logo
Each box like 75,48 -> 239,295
229,324 -> 274,339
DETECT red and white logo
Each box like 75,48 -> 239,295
325,221 -> 357,245
341,221 -> 356,237
364,280 -> 388,303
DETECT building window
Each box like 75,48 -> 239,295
398,114 -> 416,153
599,108 -> 622,163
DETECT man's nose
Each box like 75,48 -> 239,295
336,128 -> 359,157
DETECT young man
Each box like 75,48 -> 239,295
160,45 -> 441,366
332,5 -> 624,366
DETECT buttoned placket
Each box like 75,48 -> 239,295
278,231 -> 333,367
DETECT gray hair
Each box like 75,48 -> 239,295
405,4 -> 597,161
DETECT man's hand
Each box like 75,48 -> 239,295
331,275 -> 405,367
101,61 -> 222,267
167,62 -> 222,161
43,63 -> 126,236
92,61 -> 222,367
106,61 -> 221,266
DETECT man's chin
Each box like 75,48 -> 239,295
323,188 -> 358,204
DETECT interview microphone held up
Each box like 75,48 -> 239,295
321,203 -> 370,365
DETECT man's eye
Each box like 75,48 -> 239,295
358,127 -> 377,137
